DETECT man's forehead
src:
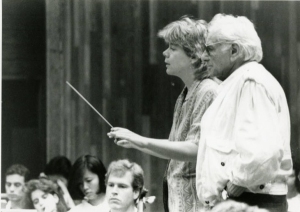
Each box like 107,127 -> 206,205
108,171 -> 133,184
206,35 -> 218,44
6,174 -> 25,183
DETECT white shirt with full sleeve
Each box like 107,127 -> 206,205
196,61 -> 292,209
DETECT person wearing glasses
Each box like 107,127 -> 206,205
108,16 -> 219,212
196,13 -> 292,212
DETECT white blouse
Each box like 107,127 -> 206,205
69,198 -> 110,212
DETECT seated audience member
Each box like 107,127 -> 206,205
68,155 -> 109,212
25,178 -> 68,212
105,159 -> 150,212
42,156 -> 72,187
5,164 -> 32,209
40,155 -> 75,209
211,200 -> 269,212
287,161 -> 300,212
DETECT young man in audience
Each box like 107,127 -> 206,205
5,164 -> 31,209
105,159 -> 148,212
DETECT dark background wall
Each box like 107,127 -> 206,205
2,0 -> 46,188
2,1 -> 300,212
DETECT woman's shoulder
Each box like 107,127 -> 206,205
195,78 -> 219,96
201,77 -> 221,87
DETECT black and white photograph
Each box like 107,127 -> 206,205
1,0 -> 300,212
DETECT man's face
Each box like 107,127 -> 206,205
5,174 -> 25,202
201,36 -> 233,81
106,171 -> 139,212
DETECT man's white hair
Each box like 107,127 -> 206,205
208,13 -> 263,62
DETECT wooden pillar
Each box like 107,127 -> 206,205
149,0 -> 158,65
46,0 -> 67,160
197,1 -> 214,22
288,1 -> 299,157
101,0 -> 111,165
46,0 -> 94,161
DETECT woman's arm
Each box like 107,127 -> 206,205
107,128 -> 198,161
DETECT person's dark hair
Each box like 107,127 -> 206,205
5,164 -> 30,182
105,159 -> 147,201
44,156 -> 72,181
25,179 -> 68,212
68,155 -> 107,200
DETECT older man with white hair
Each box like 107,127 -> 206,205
196,13 -> 292,212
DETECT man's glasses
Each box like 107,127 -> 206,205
204,41 -> 234,56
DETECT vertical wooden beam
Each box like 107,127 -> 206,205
65,0 -> 73,160
250,0 -> 259,23
149,0 -> 158,65
46,0 -> 66,160
133,0 -> 142,132
298,41 -> 300,156
101,0 -> 111,165
288,1 -> 299,156
197,1 -> 213,21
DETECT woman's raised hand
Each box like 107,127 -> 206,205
107,127 -> 145,149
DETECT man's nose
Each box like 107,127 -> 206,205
201,50 -> 209,62
9,185 -> 15,192
112,186 -> 118,194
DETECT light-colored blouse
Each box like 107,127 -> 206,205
166,79 -> 218,212
69,199 -> 109,212
196,62 -> 292,209
288,194 -> 300,212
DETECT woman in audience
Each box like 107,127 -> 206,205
40,155 -> 75,209
68,155 -> 109,212
25,178 -> 68,212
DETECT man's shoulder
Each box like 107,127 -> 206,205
243,62 -> 276,83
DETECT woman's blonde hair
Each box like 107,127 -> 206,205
158,16 -> 212,80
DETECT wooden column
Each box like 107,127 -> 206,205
46,0 -> 68,160
288,1 -> 299,157
101,0 -> 111,165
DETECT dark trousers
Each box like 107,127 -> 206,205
229,192 -> 288,212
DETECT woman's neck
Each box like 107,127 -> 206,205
88,193 -> 105,206
181,73 -> 195,90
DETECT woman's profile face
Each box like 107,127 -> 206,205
162,43 -> 193,79
31,189 -> 58,212
80,168 -> 100,201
